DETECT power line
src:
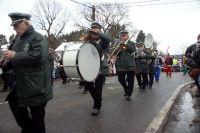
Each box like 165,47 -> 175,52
96,0 -> 159,7
117,0 -> 159,4
70,0 -> 92,8
123,0 -> 200,6
97,0 -> 199,7
70,0 -> 96,21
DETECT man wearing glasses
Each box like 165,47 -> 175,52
2,12 -> 53,133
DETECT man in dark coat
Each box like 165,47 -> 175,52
3,12 -> 53,133
84,22 -> 110,116
115,30 -> 136,100
185,34 -> 200,92
135,42 -> 151,91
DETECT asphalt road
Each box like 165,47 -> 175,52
0,72 -> 191,133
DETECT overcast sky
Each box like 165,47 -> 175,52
1,0 -> 200,54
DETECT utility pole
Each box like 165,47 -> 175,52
70,0 -> 95,21
92,5 -> 95,21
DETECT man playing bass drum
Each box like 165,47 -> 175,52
115,30 -> 136,101
84,22 -> 110,116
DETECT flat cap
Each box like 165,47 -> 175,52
8,12 -> 31,26
119,30 -> 129,35
91,22 -> 102,29
137,42 -> 144,46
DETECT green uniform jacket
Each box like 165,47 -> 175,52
148,55 -> 156,74
116,40 -> 136,71
93,33 -> 110,76
135,50 -> 152,73
10,26 -> 53,107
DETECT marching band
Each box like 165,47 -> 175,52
0,10 -> 198,133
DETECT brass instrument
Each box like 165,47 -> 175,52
131,33 -> 154,57
108,34 -> 134,61
79,30 -> 100,42
133,44 -> 147,58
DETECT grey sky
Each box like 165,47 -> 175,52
1,0 -> 200,54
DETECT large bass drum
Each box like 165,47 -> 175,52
62,42 -> 100,82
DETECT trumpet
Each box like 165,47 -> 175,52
132,47 -> 146,58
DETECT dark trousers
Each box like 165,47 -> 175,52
58,67 -> 67,83
148,73 -> 154,87
118,71 -> 135,96
1,73 -> 15,91
136,72 -> 148,89
79,80 -> 88,92
85,75 -> 106,109
8,89 -> 46,133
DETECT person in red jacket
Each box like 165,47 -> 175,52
164,53 -> 173,77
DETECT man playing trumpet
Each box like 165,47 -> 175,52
115,30 -> 136,100
135,42 -> 152,91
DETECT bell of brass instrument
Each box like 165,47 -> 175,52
108,36 -> 132,61
79,30 -> 100,42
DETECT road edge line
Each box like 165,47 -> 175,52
144,81 -> 194,133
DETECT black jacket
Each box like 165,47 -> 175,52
185,44 -> 200,68
9,26 -> 53,107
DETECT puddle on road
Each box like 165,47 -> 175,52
163,89 -> 200,133
177,92 -> 194,128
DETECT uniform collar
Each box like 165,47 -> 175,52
20,26 -> 34,39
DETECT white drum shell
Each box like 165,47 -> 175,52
62,43 -> 100,81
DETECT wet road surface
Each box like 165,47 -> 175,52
163,85 -> 200,133
0,73 -> 191,133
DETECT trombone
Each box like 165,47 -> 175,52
108,34 -> 134,61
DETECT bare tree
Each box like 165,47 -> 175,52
31,0 -> 69,49
73,2 -> 130,38
0,34 -> 8,46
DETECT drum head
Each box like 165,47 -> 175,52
78,42 -> 100,81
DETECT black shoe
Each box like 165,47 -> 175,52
82,91 -> 87,94
91,108 -> 100,116
149,86 -> 152,89
126,96 -> 132,101
62,80 -> 66,84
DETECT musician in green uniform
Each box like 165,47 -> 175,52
84,22 -> 110,116
135,42 -> 151,91
3,12 -> 53,133
115,30 -> 136,100
147,52 -> 157,89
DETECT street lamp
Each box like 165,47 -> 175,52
70,0 -> 95,21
